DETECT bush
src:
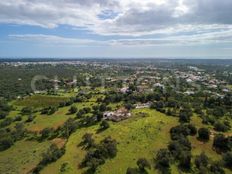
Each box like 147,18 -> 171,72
155,149 -> 171,172
81,133 -> 95,149
179,113 -> 190,123
21,107 -> 33,115
0,118 -> 13,128
179,151 -> 191,170
214,121 -> 230,132
126,167 -> 138,174
187,124 -> 197,136
198,128 -> 210,141
99,120 -> 110,131
0,111 -> 7,119
0,136 -> 14,151
26,115 -> 35,122
137,158 -> 151,171
209,162 -> 225,174
170,124 -> 196,140
213,134 -> 231,152
81,136 -> 117,172
179,108 -> 192,123
33,144 -> 65,173
195,152 -> 208,169
14,115 -> 22,122
40,128 -> 53,140
47,106 -> 57,115
69,106 -> 77,114
202,116 -> 216,125
222,152 -> 232,169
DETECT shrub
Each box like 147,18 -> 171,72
21,107 -> 33,115
155,149 -> 171,172
81,133 -> 95,149
81,137 -> 117,172
14,115 -> 22,122
40,128 -> 53,140
26,115 -> 35,122
170,124 -> 196,140
0,118 -> 13,128
126,167 -> 138,174
198,128 -> 210,141
209,162 -> 225,174
33,144 -> 65,173
222,152 -> 232,169
69,106 -> 77,114
137,158 -> 151,171
0,111 -> 7,119
195,152 -> 208,169
213,134 -> 231,152
179,151 -> 191,170
99,120 -> 110,131
187,124 -> 197,136
0,136 -> 14,151
214,121 -> 230,132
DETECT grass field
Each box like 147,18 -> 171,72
1,96 -> 231,174
13,95 -> 70,108
190,115 -> 222,161
41,109 -> 179,174
25,108 -> 75,132
0,140 -> 51,174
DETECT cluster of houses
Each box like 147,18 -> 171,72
103,108 -> 131,122
103,102 -> 152,122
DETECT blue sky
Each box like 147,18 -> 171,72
0,0 -> 232,58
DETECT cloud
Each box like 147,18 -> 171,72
1,0 -> 232,37
8,34 -> 106,46
9,28 -> 232,47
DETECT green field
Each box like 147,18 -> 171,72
13,95 -> 70,108
40,109 -> 179,174
1,94 -> 231,174
0,140 -> 51,174
0,107 -> 226,174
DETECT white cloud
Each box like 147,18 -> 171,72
9,28 -> 232,47
1,0 -> 232,37
8,34 -> 106,46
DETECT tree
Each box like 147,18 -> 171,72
81,133 -> 95,149
0,111 -> 7,119
48,106 -> 57,115
33,144 -> 65,173
125,103 -> 134,110
187,124 -> 197,136
40,128 -> 53,140
99,120 -> 110,130
198,128 -> 210,141
209,162 -> 225,174
214,121 -> 230,132
126,167 -> 138,174
137,158 -> 151,171
26,115 -> 35,122
0,136 -> 14,151
179,108 -> 193,123
69,106 -> 77,114
81,136 -> 117,172
213,134 -> 231,152
179,151 -> 191,170
21,107 -> 33,115
14,115 -> 22,122
195,152 -> 208,169
222,152 -> 232,169
155,149 -> 171,173
179,112 -> 190,123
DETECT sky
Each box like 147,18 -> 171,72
1,0 -> 232,58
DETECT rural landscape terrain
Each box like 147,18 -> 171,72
0,59 -> 231,174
